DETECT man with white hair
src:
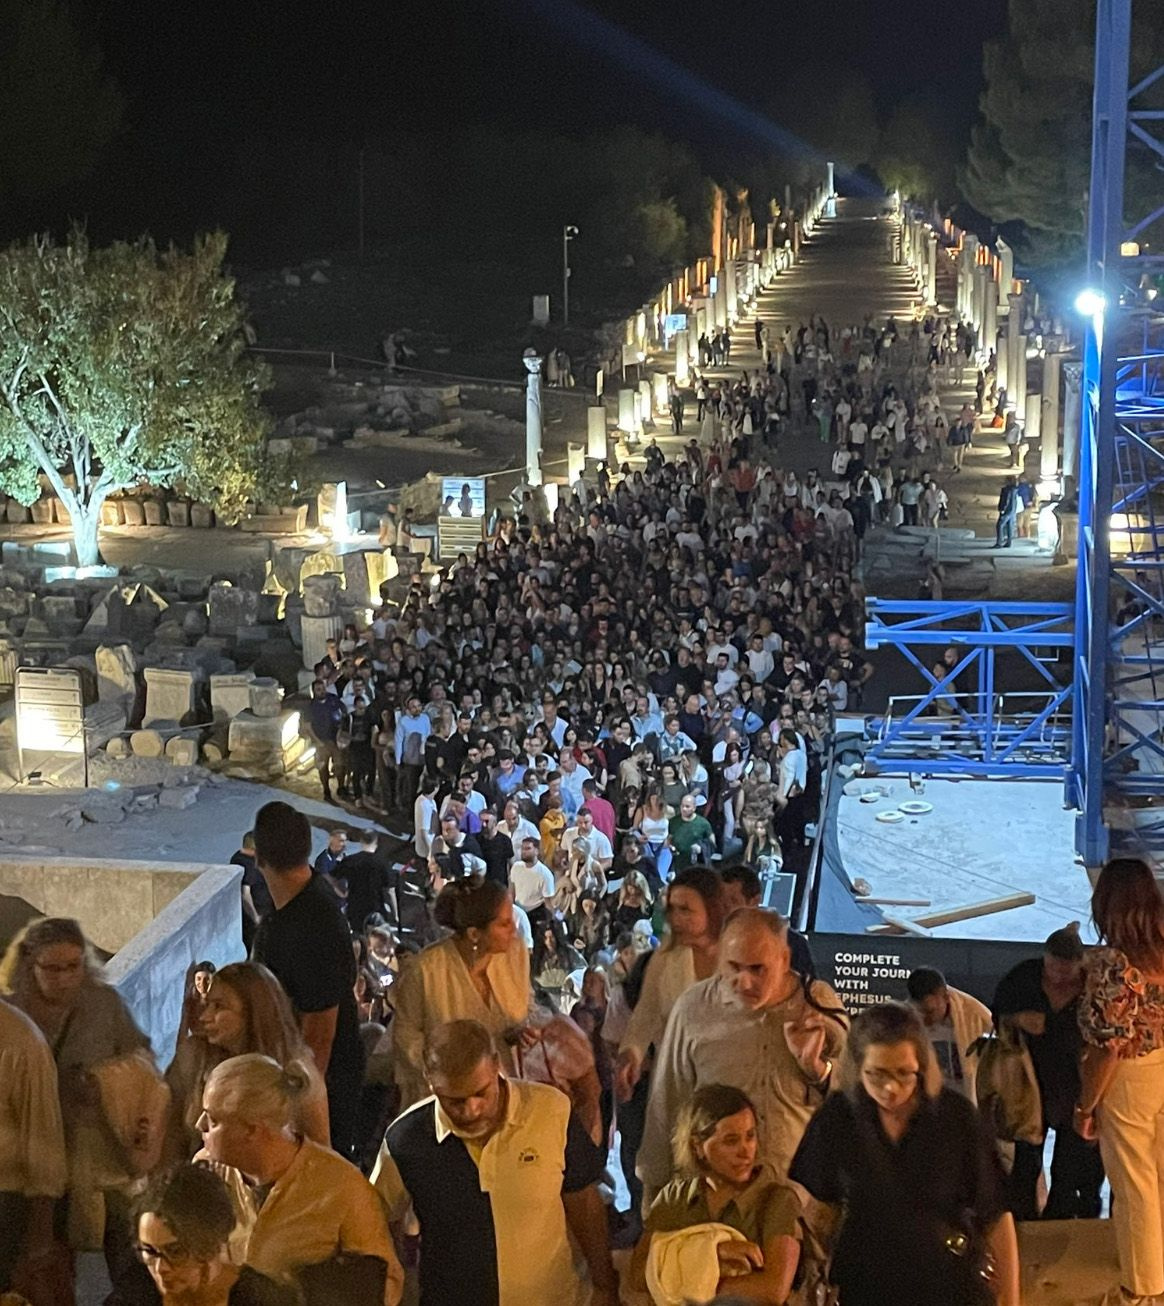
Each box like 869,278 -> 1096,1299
640,909 -> 848,1195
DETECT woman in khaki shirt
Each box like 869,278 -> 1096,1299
392,876 -> 531,1109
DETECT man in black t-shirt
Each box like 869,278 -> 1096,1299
232,830 -> 271,952
251,801 -> 366,1158
337,828 -> 400,930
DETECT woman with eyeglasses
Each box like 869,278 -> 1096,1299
0,916 -> 156,1302
133,1163 -> 295,1305
789,1002 -> 1019,1306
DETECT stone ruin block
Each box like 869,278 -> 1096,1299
227,708 -> 305,773
207,584 -> 260,637
95,644 -> 138,705
142,667 -> 196,726
248,677 -> 284,718
210,670 -> 256,722
302,573 -> 342,617
300,613 -> 342,670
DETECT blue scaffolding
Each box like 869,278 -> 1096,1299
866,1 -> 1164,865
1069,0 -> 1164,862
865,601 -> 1074,778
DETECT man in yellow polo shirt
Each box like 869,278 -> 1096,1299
372,1020 -> 618,1306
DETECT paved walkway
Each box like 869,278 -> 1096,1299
624,196 -> 1065,602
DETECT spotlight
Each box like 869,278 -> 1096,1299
1074,288 -> 1106,316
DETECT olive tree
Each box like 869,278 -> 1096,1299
0,228 -> 271,565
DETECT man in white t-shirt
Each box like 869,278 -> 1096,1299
559,808 -> 613,869
509,837 -> 556,922
847,417 -> 868,451
745,633 -> 774,683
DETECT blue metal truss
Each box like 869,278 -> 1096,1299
865,601 -> 1074,778
1069,0 -> 1164,862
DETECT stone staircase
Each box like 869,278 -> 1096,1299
861,523 -> 1052,597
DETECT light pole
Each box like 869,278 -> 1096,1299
563,224 -> 579,327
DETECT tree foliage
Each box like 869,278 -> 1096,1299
877,99 -> 959,205
0,228 -> 271,564
962,0 -> 1164,264
0,0 -> 124,207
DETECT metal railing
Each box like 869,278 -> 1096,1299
871,689 -> 1073,772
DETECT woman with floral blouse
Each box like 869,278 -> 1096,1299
1078,857 -> 1164,1306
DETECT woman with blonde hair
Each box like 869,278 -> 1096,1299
198,1053 -> 402,1304
630,1083 -> 801,1303
1,916 -> 155,1301
166,961 -> 329,1163
790,1002 -> 1019,1306
1077,857 -> 1164,1305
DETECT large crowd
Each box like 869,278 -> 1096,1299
3,316 -> 1164,1306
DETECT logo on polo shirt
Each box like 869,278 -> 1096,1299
518,1149 -> 539,1165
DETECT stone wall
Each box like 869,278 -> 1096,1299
106,864 -> 244,1065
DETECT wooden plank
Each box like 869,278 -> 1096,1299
866,892 -> 1036,937
859,897 -> 933,907
912,892 -> 1035,929
866,914 -> 933,937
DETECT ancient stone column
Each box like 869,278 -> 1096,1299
1040,352 -> 1064,485
983,276 -> 998,360
926,233 -> 938,306
1062,362 -> 1083,490
674,329 -> 690,386
523,350 -> 544,487
1007,293 -> 1024,387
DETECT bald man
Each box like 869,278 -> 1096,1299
640,909 -> 849,1196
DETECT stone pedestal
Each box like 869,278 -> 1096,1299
301,613 -> 342,670
249,677 -> 283,718
586,407 -> 607,461
143,667 -> 196,726
210,670 -> 256,721
227,708 -> 306,773
96,644 -> 137,704
208,584 -> 259,637
618,389 -> 636,434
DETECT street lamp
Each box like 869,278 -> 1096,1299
563,224 -> 579,327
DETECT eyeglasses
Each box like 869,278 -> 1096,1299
133,1240 -> 197,1268
861,1068 -> 921,1089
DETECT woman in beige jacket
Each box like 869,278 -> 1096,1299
392,876 -> 531,1109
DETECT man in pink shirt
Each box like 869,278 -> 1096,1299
580,778 -> 616,845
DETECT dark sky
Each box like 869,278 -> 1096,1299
73,0 -> 1008,252
91,0 -> 1006,146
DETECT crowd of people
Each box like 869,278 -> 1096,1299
0,310 -> 1159,1306
7,804 -> 1164,1306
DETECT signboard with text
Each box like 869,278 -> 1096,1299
809,932 -> 1038,1010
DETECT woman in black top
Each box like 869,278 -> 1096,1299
790,1002 -> 1019,1306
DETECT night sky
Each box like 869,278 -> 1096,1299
77,0 -> 1008,251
